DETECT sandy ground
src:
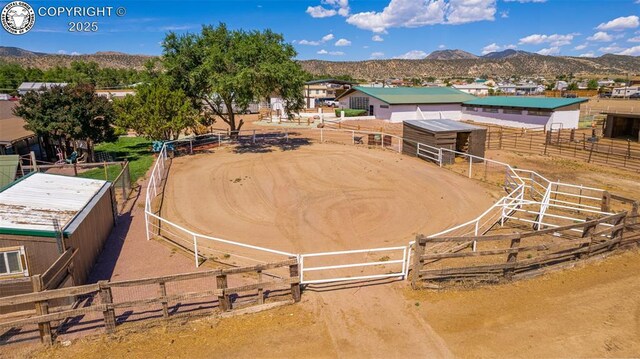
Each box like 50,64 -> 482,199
162,143 -> 497,255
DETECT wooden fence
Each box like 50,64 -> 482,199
485,127 -> 640,171
0,258 -> 301,346
411,212 -> 640,288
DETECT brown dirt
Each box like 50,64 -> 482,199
162,143 -> 498,254
407,249 -> 640,358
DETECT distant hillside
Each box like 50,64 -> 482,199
426,49 -> 478,60
300,54 -> 640,79
0,47 -> 152,70
1,46 -> 639,79
481,49 -> 533,59
0,46 -> 46,57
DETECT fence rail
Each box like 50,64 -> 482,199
0,259 -> 300,345
411,212 -> 634,287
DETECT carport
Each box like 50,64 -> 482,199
603,113 -> 640,141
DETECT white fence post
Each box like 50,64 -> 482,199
438,148 -> 443,167
145,211 -> 150,241
193,234 -> 199,267
340,110 -> 345,121
468,157 -> 473,178
380,132 -> 384,149
352,130 -> 355,145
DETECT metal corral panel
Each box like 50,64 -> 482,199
0,173 -> 108,236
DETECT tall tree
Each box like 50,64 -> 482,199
587,79 -> 599,90
162,23 -> 305,133
113,74 -> 197,140
14,83 -> 115,161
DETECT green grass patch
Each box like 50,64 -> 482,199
335,108 -> 368,117
78,137 -> 153,184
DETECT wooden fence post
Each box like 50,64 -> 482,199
411,236 -> 426,289
503,235 -> 521,279
289,257 -> 301,303
256,270 -> 264,305
32,275 -> 52,345
610,214 -> 626,250
159,282 -> 169,318
601,191 -> 611,213
631,202 -> 639,225
579,217 -> 597,259
98,281 -> 116,333
216,274 -> 231,311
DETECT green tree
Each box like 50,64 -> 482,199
161,23 -> 305,133
113,74 -> 198,140
14,83 -> 115,161
587,79 -> 599,90
567,82 -> 579,91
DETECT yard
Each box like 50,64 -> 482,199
77,137 -> 153,184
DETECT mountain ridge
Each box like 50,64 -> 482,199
1,46 -> 638,79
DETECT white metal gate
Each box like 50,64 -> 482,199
299,246 -> 409,285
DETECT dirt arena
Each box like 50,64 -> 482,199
162,143 -> 498,256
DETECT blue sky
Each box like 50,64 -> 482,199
1,0 -> 639,60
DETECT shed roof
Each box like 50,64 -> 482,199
337,86 -> 476,105
17,82 -> 68,92
463,96 -> 588,110
0,173 -> 108,237
404,119 -> 484,132
304,79 -> 355,85
0,102 -> 34,144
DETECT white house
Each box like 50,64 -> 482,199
462,97 -> 588,129
453,84 -> 490,96
612,86 -> 639,98
497,84 -> 517,94
335,86 -> 476,122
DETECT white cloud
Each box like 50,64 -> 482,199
537,47 -> 560,55
574,44 -> 587,50
628,36 -> 640,43
70,51 -> 80,56
599,44 -> 624,53
596,16 -> 639,31
306,0 -> 350,18
500,11 -> 508,18
317,49 -> 345,55
299,40 -> 321,46
438,44 -> 446,49
372,35 -> 384,42
345,0 -> 496,33
306,6 -> 337,18
617,46 -> 640,56
578,52 -> 596,58
334,38 -> 352,46
57,50 -> 67,55
298,33 -> 335,46
393,50 -> 428,59
370,51 -> 385,58
481,42 -> 517,54
519,33 -> 575,46
587,31 -> 613,42
322,33 -> 335,42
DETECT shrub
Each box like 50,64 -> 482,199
335,108 -> 368,117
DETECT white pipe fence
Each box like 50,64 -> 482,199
143,128 -> 614,285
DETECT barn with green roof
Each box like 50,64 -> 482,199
335,86 -> 476,122
336,87 -> 587,129
461,96 -> 588,129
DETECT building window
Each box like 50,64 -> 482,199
528,110 -> 551,116
380,104 -> 389,109
465,106 -> 478,112
503,109 -> 523,115
482,107 -> 499,113
0,247 -> 27,277
349,96 -> 370,110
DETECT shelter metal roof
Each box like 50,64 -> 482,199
336,86 -> 476,105
0,173 -> 107,236
463,96 -> 588,110
404,119 -> 484,133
